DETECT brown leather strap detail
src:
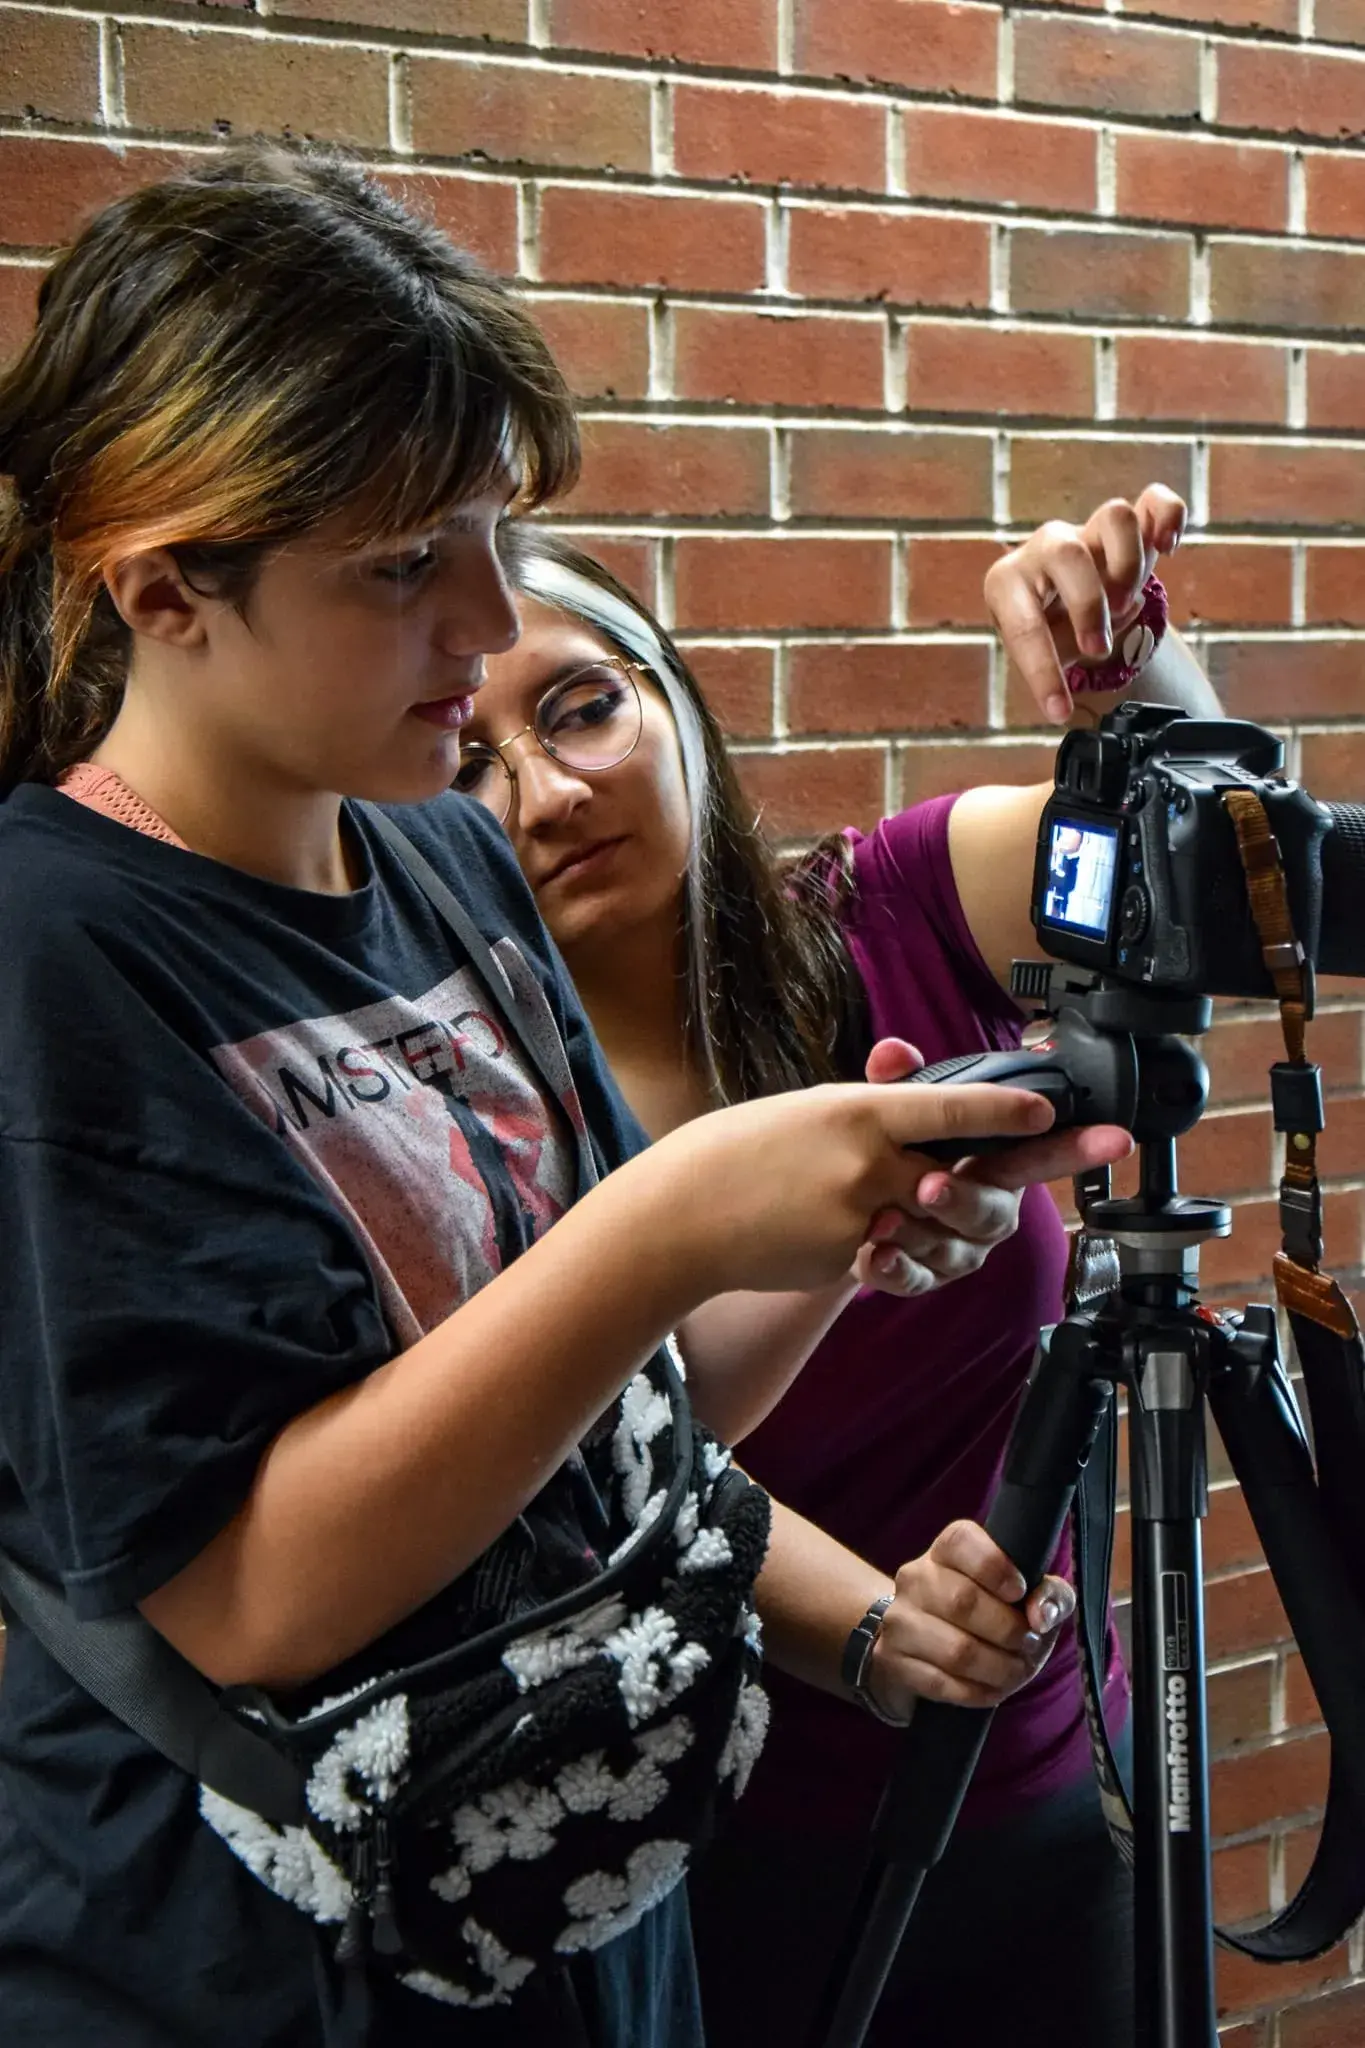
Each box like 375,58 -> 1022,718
1221,788 -> 1309,1055
1272,1253 -> 1361,1339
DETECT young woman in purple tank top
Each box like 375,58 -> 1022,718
462,489 -> 1221,2048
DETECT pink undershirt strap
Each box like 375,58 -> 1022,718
58,762 -> 189,849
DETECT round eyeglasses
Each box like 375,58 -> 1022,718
453,657 -> 645,824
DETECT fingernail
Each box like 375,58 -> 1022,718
1022,1631 -> 1042,1653
1040,1598 -> 1062,1630
1172,518 -> 1186,553
1045,692 -> 1070,724
1083,629 -> 1111,657
880,1250 -> 914,1289
1027,1098 -> 1055,1130
924,1183 -> 951,1207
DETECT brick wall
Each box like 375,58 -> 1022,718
3,0 -> 1365,2037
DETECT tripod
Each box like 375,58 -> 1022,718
813,982 -> 1365,2048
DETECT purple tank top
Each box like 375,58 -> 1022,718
737,795 -> 1127,1836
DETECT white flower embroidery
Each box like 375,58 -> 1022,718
718,1681 -> 770,1798
451,1781 -> 565,1873
501,1593 -> 626,1693
199,1790 -> 351,1924
603,1606 -> 711,1725
305,1695 -> 410,1830
555,1839 -> 691,1954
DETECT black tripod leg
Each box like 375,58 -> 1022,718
810,1323 -> 1112,2048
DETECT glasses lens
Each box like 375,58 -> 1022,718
451,745 -> 514,821
538,663 -> 642,774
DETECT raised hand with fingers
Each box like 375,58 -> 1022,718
986,481 -> 1187,726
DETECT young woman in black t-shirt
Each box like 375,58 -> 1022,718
0,146 -> 1130,2046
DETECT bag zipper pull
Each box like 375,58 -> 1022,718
369,1812 -> 403,1959
334,1827 -> 374,1966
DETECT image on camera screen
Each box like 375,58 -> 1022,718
1041,817 -> 1119,937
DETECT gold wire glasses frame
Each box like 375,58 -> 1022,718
453,656 -> 646,824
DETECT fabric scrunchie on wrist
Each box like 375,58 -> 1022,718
1064,574 -> 1169,697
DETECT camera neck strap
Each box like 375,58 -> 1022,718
1221,787 -> 1358,1335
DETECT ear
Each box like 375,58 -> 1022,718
103,548 -> 216,650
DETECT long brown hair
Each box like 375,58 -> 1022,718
0,143 -> 579,794
496,523 -> 866,1102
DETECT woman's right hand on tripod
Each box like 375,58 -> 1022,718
661,1077 -> 1131,1301
866,1521 -> 1076,1715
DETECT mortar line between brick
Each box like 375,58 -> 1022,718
889,535 -> 908,631
648,300 -> 674,402
772,644 -> 788,740
527,0 -> 550,49
656,535 -> 676,632
776,0 -> 795,77
1199,38 -> 1219,128
771,427 -> 791,524
1291,541 -> 1308,628
98,19 -> 125,131
516,180 -> 540,282
387,53 -> 412,157
1287,347 -> 1308,432
1287,152 -> 1307,238
1299,0 -> 1317,37
650,78 -> 673,180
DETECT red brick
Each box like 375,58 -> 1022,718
788,205 -> 991,309
375,170 -> 518,272
1219,1950 -> 1350,2026
527,297 -> 649,400
1009,437 -> 1192,525
1315,1094 -> 1365,1180
1218,45 -> 1365,144
1301,730 -> 1365,801
675,537 -> 893,632
788,427 -> 992,521
1203,1487 -> 1263,1580
570,420 -> 768,519
1217,2023 -> 1266,2048
673,84 -> 884,193
1281,1984 -> 1365,2048
1318,0 -> 1365,43
1116,337 -> 1287,428
0,140 -> 190,251
549,0 -> 777,69
538,187 -> 767,292
1304,152 -> 1365,242
1116,132 -> 1288,236
795,0 -> 997,98
0,263 -> 41,359
1015,16 -> 1201,120
1304,546 -> 1365,626
906,323 -> 1094,419
734,747 -> 888,838
672,308 -> 886,412
1011,227 -> 1190,324
1305,348 -> 1365,432
1213,1838 -> 1272,1925
283,0 -> 523,29
1212,1730 -> 1329,1839
898,739 -> 1058,807
787,641 -> 990,736
678,644 -> 774,740
1207,638 -> 1365,722
1209,443 -> 1365,528
569,535 -> 656,604
905,537 -> 1004,628
1207,1658 -> 1276,1753
1164,543 -> 1295,629
410,57 -> 649,172
901,105 -> 1095,214
1206,1010 -> 1362,1104
121,24 -> 389,146
1178,1105 -> 1274,1197
1206,1565 -> 1291,1659
0,8 -> 99,122
1284,1650 -> 1323,1731
1199,1201 -> 1279,1292
1211,243 -> 1365,334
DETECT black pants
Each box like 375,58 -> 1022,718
690,1726 -> 1134,2048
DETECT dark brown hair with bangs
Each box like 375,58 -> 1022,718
0,141 -> 578,792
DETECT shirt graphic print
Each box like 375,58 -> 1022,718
211,955 -> 577,1345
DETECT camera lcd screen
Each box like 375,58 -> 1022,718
1040,816 -> 1120,938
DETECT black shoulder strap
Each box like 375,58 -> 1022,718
0,1549 -> 303,1824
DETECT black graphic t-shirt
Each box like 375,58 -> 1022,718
0,784 -> 698,2047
